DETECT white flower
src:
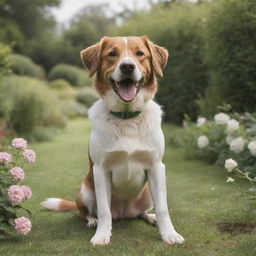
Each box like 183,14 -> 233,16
225,158 -> 238,172
248,186 -> 256,192
197,117 -> 207,127
248,140 -> 256,156
227,119 -> 239,133
226,135 -> 234,145
214,112 -> 230,125
229,137 -> 245,153
226,177 -> 235,183
197,135 -> 209,149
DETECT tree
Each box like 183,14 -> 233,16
62,4 -> 116,67
72,4 -> 115,36
0,0 -> 60,50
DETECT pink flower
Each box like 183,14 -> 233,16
15,217 -> 32,235
23,150 -> 36,164
12,138 -> 27,150
10,167 -> 25,182
0,152 -> 12,164
8,185 -> 24,205
21,185 -> 32,200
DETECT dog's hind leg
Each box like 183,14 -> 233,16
76,172 -> 97,227
124,184 -> 156,226
140,213 -> 157,226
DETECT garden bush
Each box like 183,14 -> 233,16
76,87 -> 98,108
0,138 -> 35,236
48,64 -> 91,87
201,0 -> 256,115
172,107 -> 256,204
0,75 -> 66,140
48,79 -> 73,90
0,44 -> 11,78
48,79 -> 87,118
60,100 -> 87,118
48,79 -> 77,100
30,126 -> 60,142
113,3 -> 209,124
175,108 -> 256,179
8,54 -> 45,79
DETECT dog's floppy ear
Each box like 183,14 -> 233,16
142,35 -> 169,77
80,37 -> 109,77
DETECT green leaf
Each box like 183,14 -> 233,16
22,207 -> 32,217
0,222 -> 10,230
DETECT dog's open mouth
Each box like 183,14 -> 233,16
110,78 -> 143,102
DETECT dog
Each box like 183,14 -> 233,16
41,36 -> 185,246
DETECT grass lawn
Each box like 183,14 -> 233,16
1,118 -> 255,256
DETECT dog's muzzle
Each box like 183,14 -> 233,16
110,58 -> 144,102
110,77 -> 144,103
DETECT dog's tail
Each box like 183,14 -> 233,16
41,198 -> 77,212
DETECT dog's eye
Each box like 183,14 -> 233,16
136,50 -> 144,56
108,51 -> 117,57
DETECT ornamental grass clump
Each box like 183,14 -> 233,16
0,138 -> 35,236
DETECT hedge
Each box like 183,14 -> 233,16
48,64 -> 91,87
112,0 -> 256,123
0,75 -> 66,139
8,53 -> 45,79
200,0 -> 256,116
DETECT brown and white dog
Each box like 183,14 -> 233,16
41,36 -> 185,246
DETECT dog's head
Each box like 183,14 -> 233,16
81,36 -> 168,108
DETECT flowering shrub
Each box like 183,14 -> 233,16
0,138 -> 35,236
224,158 -> 256,200
175,110 -> 256,179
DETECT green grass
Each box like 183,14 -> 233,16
1,118 -> 255,256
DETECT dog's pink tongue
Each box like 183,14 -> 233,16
119,86 -> 136,101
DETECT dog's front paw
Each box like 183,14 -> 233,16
161,230 -> 185,244
90,232 -> 111,246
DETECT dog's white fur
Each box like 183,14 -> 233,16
88,95 -> 184,245
41,198 -> 61,211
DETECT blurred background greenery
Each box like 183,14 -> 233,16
0,0 -> 255,141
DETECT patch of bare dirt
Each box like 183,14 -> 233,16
217,223 -> 254,234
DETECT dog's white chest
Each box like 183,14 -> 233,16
88,99 -> 164,200
103,138 -> 155,200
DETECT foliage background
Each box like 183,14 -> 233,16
0,0 -> 255,252
1,0 -> 255,124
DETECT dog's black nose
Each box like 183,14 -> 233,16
120,63 -> 135,74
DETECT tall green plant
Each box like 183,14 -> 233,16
201,0 -> 256,115
0,44 -> 11,78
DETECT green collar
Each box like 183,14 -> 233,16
110,110 -> 142,120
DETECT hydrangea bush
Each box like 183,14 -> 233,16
175,109 -> 256,179
0,138 -> 35,236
